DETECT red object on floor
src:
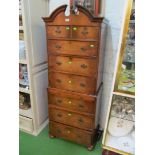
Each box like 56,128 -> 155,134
102,150 -> 121,155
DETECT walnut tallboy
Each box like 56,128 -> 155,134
43,5 -> 107,150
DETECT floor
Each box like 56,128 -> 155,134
19,126 -> 103,155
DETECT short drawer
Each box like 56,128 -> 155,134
72,26 -> 100,40
48,40 -> 98,57
49,121 -> 94,146
48,55 -> 97,76
47,25 -> 71,38
48,88 -> 96,114
19,116 -> 33,133
49,71 -> 96,95
49,107 -> 94,130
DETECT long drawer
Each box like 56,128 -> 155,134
48,40 -> 98,57
49,107 -> 95,130
49,71 -> 96,94
48,88 -> 96,114
46,25 -> 99,40
48,55 -> 97,76
49,121 -> 94,146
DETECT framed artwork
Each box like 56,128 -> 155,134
70,0 -> 100,16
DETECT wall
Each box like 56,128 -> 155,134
100,0 -> 128,128
48,0 -> 128,129
49,0 -> 69,14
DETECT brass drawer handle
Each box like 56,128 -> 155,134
55,45 -> 61,49
78,118 -> 84,123
78,104 -> 84,108
56,99 -> 62,104
56,61 -> 62,65
80,83 -> 86,87
66,26 -> 70,30
68,61 -> 72,64
67,130 -> 71,134
80,47 -> 87,51
73,27 -> 77,31
57,114 -> 62,117
68,80 -> 72,84
90,44 -> 95,48
68,101 -> 72,104
81,31 -> 88,35
56,79 -> 61,83
68,113 -> 72,116
55,29 -> 61,33
68,57 -> 73,64
81,64 -> 87,69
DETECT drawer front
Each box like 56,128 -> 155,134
48,40 -> 98,57
47,26 -> 70,38
72,26 -> 99,40
48,55 -> 97,76
19,116 -> 33,132
49,121 -> 93,146
49,108 -> 94,130
49,72 -> 96,94
48,90 -> 96,114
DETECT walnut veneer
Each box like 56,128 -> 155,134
43,5 -> 107,150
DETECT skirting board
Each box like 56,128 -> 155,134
20,118 -> 49,136
34,118 -> 49,136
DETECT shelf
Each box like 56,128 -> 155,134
110,114 -> 135,122
19,59 -> 27,64
19,12 -> 22,16
130,20 -> 135,24
123,60 -> 135,64
19,108 -> 33,119
116,68 -> 135,94
19,79 -> 29,86
113,92 -> 135,98
19,26 -> 24,31
127,39 -> 135,44
19,0 -> 49,136
105,133 -> 134,155
19,87 -> 30,94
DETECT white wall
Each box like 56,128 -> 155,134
100,0 -> 128,128
48,0 -> 128,129
49,0 -> 69,14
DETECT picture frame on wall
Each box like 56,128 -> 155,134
70,0 -> 100,16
